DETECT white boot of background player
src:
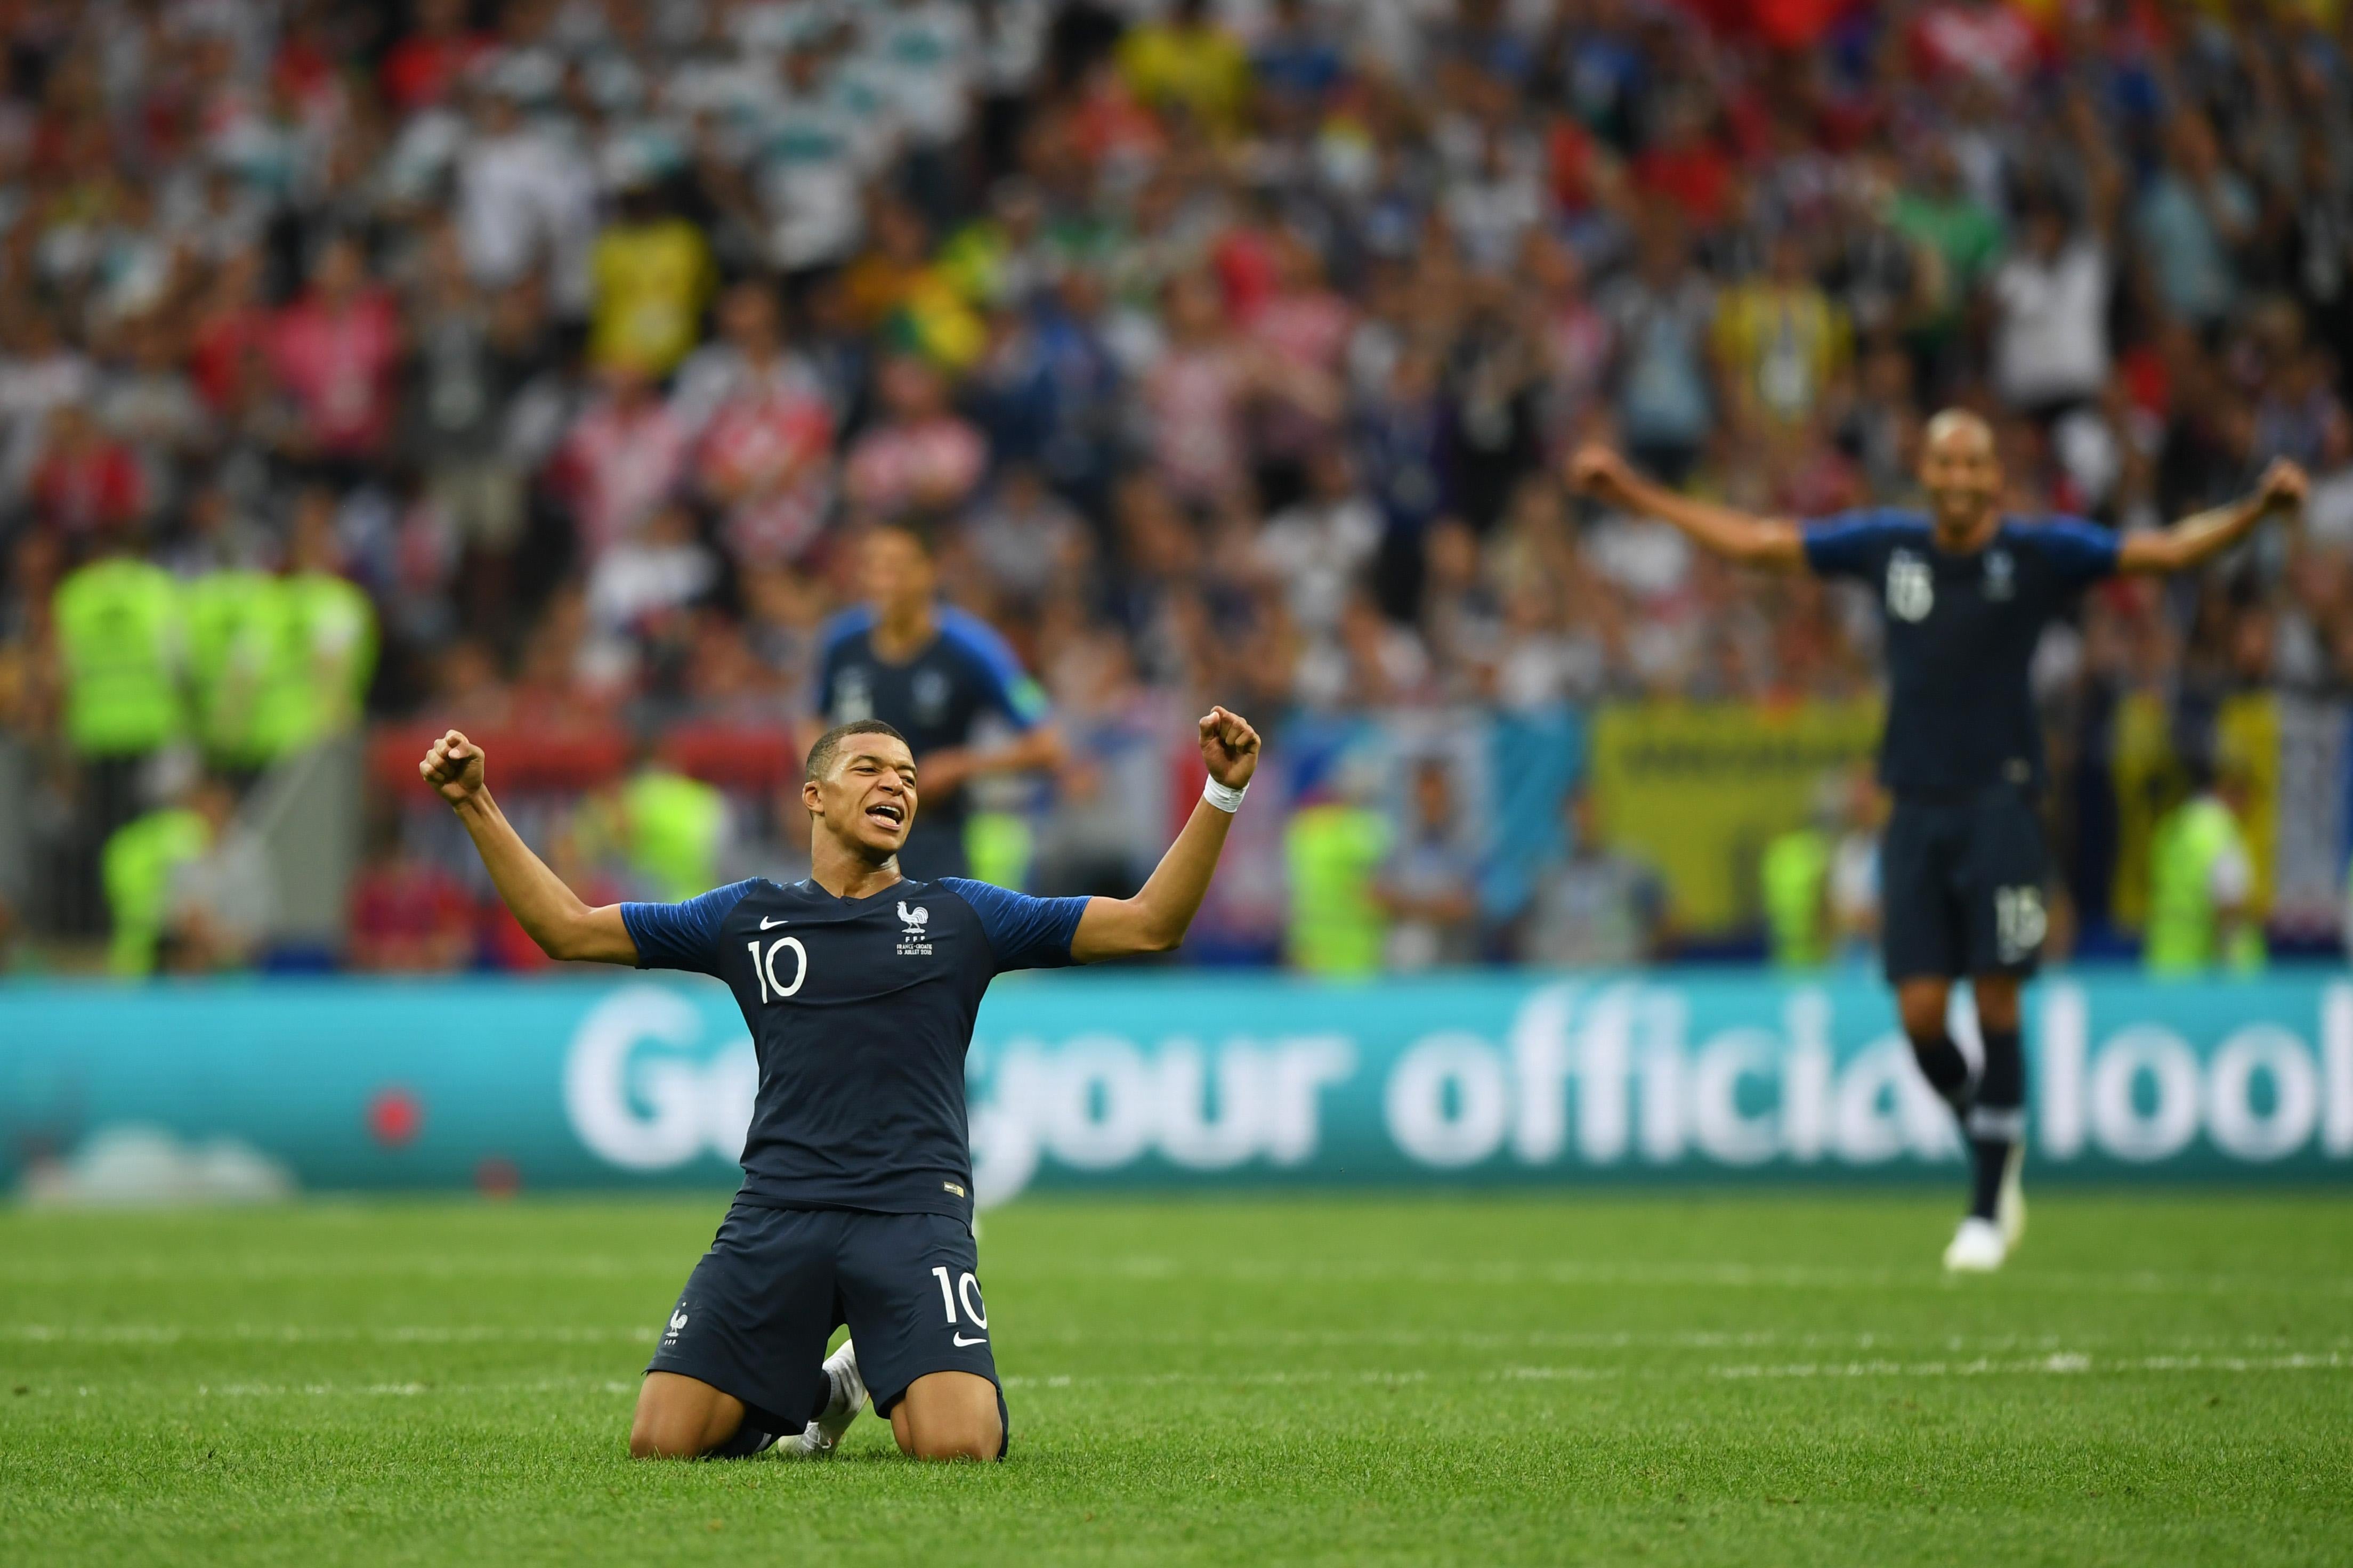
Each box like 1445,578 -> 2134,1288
1995,1140 -> 2026,1250
1945,1142 -> 2027,1272
1943,1215 -> 2005,1272
784,1340 -> 867,1457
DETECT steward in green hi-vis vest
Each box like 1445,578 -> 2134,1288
53,556 -> 183,756
102,805 -> 210,974
1761,826 -> 1832,969
622,768 -> 727,904
2145,792 -> 2265,976
1283,801 -> 1391,977
251,572 -> 378,761
185,568 -> 281,767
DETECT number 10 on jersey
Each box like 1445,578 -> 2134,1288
747,936 -> 807,1002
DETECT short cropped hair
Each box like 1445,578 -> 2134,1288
805,719 -> 911,784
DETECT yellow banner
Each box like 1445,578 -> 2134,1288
1588,701 -> 1883,936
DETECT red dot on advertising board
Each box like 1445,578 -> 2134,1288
366,1087 -> 423,1148
475,1157 -> 521,1199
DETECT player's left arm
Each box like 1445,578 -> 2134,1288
919,614 -> 1069,795
2117,458 -> 2307,574
1070,706 -> 1260,962
921,722 -> 1066,798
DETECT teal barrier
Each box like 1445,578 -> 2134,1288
2,970 -> 2348,1196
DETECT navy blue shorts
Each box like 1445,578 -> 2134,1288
645,1203 -> 999,1437
1880,787 -> 2049,982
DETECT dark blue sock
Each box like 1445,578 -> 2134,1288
704,1420 -> 774,1459
1909,1031 -> 1971,1116
1967,1027 -> 2025,1221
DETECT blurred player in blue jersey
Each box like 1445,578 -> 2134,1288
1572,412 -> 2305,1271
815,524 -> 1063,881
419,702 -> 1261,1461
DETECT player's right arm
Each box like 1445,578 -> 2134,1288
1567,443 -> 1806,570
417,730 -> 640,965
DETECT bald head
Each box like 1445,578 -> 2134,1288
1924,408 -> 1994,457
1918,407 -> 2003,540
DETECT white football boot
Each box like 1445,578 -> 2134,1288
1995,1141 -> 2027,1253
783,1340 -> 868,1458
1942,1216 -> 2007,1273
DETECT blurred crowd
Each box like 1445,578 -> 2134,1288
1,0 -> 2349,973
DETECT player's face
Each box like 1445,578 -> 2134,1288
1918,422 -> 2002,535
811,735 -> 919,859
862,530 -> 933,620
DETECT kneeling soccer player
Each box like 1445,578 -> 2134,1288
419,706 -> 1262,1461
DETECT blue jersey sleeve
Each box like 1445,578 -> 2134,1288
620,880 -> 759,974
1801,509 -> 1907,579
939,607 -> 1051,730
943,878 -> 1089,971
2033,515 -> 2122,587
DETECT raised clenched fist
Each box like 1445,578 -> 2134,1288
2258,457 -> 2310,513
419,729 -> 487,807
1567,442 -> 1635,502
1198,706 -> 1261,791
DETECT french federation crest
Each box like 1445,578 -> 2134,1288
1984,547 -> 2015,600
1886,551 -> 1934,622
896,900 -> 933,957
833,667 -> 874,722
911,668 -> 952,723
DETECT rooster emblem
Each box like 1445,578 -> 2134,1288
897,901 -> 930,937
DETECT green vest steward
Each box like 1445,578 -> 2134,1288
53,558 -> 182,756
1761,827 -> 1831,969
2146,795 -> 2265,975
1284,803 -> 1390,977
103,806 -> 211,975
252,573 -> 377,760
625,769 -> 726,904
964,810 -> 1033,892
186,569 -> 281,766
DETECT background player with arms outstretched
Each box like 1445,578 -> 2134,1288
1570,412 -> 2306,1272
418,704 -> 1262,1461
815,524 -> 1064,882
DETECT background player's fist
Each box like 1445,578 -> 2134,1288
1567,443 -> 1633,501
2257,458 -> 2309,512
1199,706 -> 1260,790
419,729 -> 487,806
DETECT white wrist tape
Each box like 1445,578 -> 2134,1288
1202,775 -> 1249,814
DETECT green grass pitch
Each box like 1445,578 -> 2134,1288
2,1192 -> 2348,1566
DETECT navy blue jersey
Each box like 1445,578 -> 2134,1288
1804,510 -> 2118,795
620,875 -> 1089,1221
815,607 -> 1049,829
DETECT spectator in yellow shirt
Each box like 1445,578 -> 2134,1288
588,183 -> 715,378
1711,231 -> 1851,435
1119,0 -> 1253,138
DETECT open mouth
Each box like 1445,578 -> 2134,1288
865,801 -> 905,828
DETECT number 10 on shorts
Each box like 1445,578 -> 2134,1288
932,1266 -> 989,1344
1995,885 -> 2046,964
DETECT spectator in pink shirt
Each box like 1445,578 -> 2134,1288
844,355 -> 986,522
1145,269 -> 1343,509
682,283 -> 838,565
269,235 -> 402,476
30,404 -> 149,540
551,365 -> 690,564
1251,230 -> 1354,375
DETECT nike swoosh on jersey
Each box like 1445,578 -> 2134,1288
952,1334 -> 988,1347
760,916 -> 788,929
